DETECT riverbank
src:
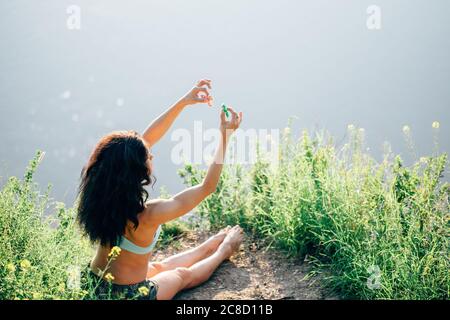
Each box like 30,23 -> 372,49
1,124 -> 448,300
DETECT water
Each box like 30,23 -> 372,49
1,0 -> 449,205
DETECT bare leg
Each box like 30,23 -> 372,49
147,226 -> 231,278
150,225 -> 244,300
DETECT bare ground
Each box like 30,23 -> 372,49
153,231 -> 339,300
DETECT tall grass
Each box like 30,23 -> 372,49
178,125 -> 449,299
1,123 -> 448,300
0,151 -> 187,300
0,151 -> 92,299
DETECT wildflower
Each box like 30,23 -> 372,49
79,290 -> 89,298
32,292 -> 43,300
104,273 -> 115,282
283,127 -> 291,136
432,121 -> 440,129
57,283 -> 65,293
347,124 -> 355,131
402,125 -> 410,134
20,259 -> 31,271
138,286 -> 149,297
6,263 -> 16,273
108,246 -> 122,259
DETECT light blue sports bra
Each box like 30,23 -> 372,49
118,225 -> 162,255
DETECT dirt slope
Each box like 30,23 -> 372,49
153,231 -> 339,300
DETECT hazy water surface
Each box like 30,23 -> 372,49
1,0 -> 449,204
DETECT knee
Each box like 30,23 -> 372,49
174,267 -> 194,288
150,262 -> 165,272
147,262 -> 166,277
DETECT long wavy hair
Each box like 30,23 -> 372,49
77,131 -> 153,247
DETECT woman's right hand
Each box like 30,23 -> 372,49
220,106 -> 243,136
179,79 -> 213,107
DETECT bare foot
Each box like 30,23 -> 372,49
202,226 -> 232,255
218,225 -> 244,259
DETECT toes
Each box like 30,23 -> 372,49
232,225 -> 244,234
220,226 -> 231,234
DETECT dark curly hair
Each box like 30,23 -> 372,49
77,130 -> 153,247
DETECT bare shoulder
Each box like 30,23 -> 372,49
144,198 -> 167,212
140,198 -> 170,225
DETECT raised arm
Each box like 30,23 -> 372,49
142,79 -> 213,148
145,107 -> 243,225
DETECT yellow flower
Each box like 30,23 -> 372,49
104,273 -> 115,282
57,283 -> 65,293
432,121 -> 440,129
402,125 -> 410,134
20,259 -> 31,271
347,124 -> 355,131
78,290 -> 89,298
138,286 -> 149,296
32,292 -> 43,300
108,246 -> 122,259
6,263 -> 16,273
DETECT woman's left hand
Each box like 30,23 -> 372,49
179,79 -> 213,107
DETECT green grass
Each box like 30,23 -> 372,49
0,152 -> 188,300
178,124 -> 449,300
0,152 -> 92,299
1,122 -> 448,300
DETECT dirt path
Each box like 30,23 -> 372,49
153,231 -> 339,300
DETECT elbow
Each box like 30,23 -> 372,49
202,182 -> 217,196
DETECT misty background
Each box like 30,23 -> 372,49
0,0 -> 449,205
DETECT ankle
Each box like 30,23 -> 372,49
218,242 -> 233,257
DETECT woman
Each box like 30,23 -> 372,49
77,79 -> 244,300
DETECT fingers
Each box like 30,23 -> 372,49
220,109 -> 227,122
196,79 -> 212,89
227,106 -> 237,119
194,87 -> 210,96
189,79 -> 212,105
227,106 -> 239,124
193,87 -> 212,104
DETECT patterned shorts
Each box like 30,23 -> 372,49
82,265 -> 159,300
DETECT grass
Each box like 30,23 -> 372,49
0,152 -> 188,300
0,122 -> 448,300
178,124 -> 449,299
0,152 -> 92,299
